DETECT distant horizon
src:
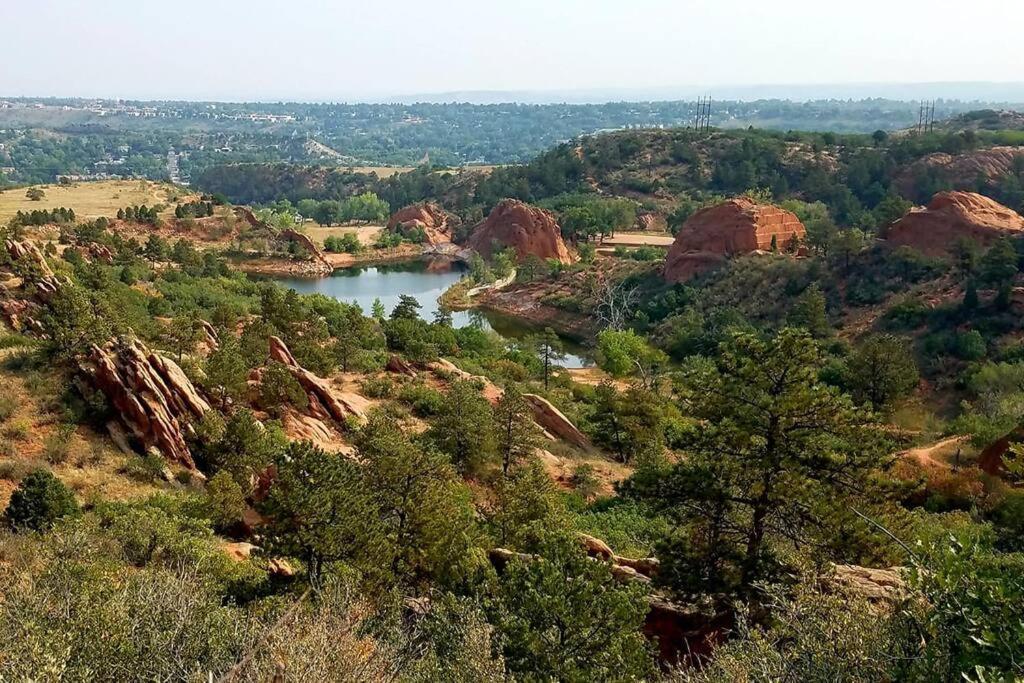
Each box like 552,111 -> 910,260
4,0 -> 1023,104
5,81 -> 1024,107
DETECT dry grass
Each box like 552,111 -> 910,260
301,224 -> 384,247
0,180 -> 190,224
0,345 -> 164,509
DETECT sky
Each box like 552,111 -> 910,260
3,0 -> 1023,102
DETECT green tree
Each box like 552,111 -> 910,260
428,380 -> 496,474
494,385 -> 540,476
311,200 -> 344,226
490,460 -> 563,547
261,441 -> 381,587
980,237 -> 1019,287
786,283 -> 830,338
258,362 -> 308,417
356,415 -> 476,587
533,328 -> 566,391
596,329 -> 666,385
25,187 -> 44,201
204,337 -> 249,410
847,334 -> 920,410
196,409 -> 287,492
204,471 -> 246,532
391,294 -> 422,320
371,297 -> 386,321
629,329 -> 888,601
5,468 -> 78,531
490,531 -> 653,681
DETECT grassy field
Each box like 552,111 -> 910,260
302,224 -> 385,246
0,180 -> 190,224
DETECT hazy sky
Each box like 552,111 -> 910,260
3,0 -> 1022,101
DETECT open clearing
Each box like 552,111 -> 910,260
302,224 -> 385,246
601,232 -> 675,247
0,179 -> 189,223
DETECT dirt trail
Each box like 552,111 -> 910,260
901,435 -> 968,469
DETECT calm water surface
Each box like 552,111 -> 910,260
272,259 -> 593,368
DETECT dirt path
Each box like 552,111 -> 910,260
901,435 -> 969,469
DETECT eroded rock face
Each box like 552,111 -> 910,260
267,336 -> 366,424
885,191 -> 1024,257
5,239 -> 55,279
663,198 -> 805,283
635,212 -> 668,232
81,338 -> 211,468
468,199 -> 574,265
387,202 -> 455,246
827,564 -> 907,604
895,147 -> 1024,197
522,393 -> 591,449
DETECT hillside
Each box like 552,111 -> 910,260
0,118 -> 1023,680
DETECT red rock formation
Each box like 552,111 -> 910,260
68,242 -> 114,264
663,197 -> 805,283
635,212 -> 668,232
6,239 -> 55,279
81,338 -> 211,468
895,147 -> 1024,197
885,191 -> 1024,257
468,199 -> 574,265
267,336 -> 366,423
522,393 -> 591,450
387,202 -> 455,246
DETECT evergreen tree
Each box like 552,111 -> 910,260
628,329 -> 889,601
428,380 -> 496,474
533,327 -> 566,390
787,283 -> 830,338
494,384 -> 539,476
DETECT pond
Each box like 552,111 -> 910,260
270,259 -> 595,368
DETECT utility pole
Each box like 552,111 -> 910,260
705,97 -> 712,132
694,96 -> 703,131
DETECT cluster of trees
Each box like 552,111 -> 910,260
322,233 -> 361,254
173,200 -> 214,219
116,204 -> 161,224
296,192 -> 389,226
9,207 -> 75,226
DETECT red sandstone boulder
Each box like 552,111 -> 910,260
468,199 -> 574,265
663,197 -> 805,283
81,338 -> 211,468
885,191 -> 1024,257
387,202 -> 455,246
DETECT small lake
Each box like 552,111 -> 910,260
270,259 -> 594,368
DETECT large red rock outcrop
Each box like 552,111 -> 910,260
468,200 -> 574,265
387,202 -> 455,246
895,147 -> 1024,197
81,338 -> 211,468
885,191 -> 1024,257
663,197 -> 805,283
267,336 -> 366,424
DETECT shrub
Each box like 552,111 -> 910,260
398,382 -> 445,417
360,376 -> 395,399
43,423 -> 76,465
0,396 -> 16,423
5,468 -> 79,531
205,471 -> 246,532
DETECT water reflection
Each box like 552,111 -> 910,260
270,259 -> 593,368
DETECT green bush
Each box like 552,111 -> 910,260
5,468 -> 79,531
398,382 -> 445,417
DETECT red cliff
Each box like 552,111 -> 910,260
469,199 -> 574,265
663,197 -> 805,283
387,202 -> 455,246
885,191 -> 1024,257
